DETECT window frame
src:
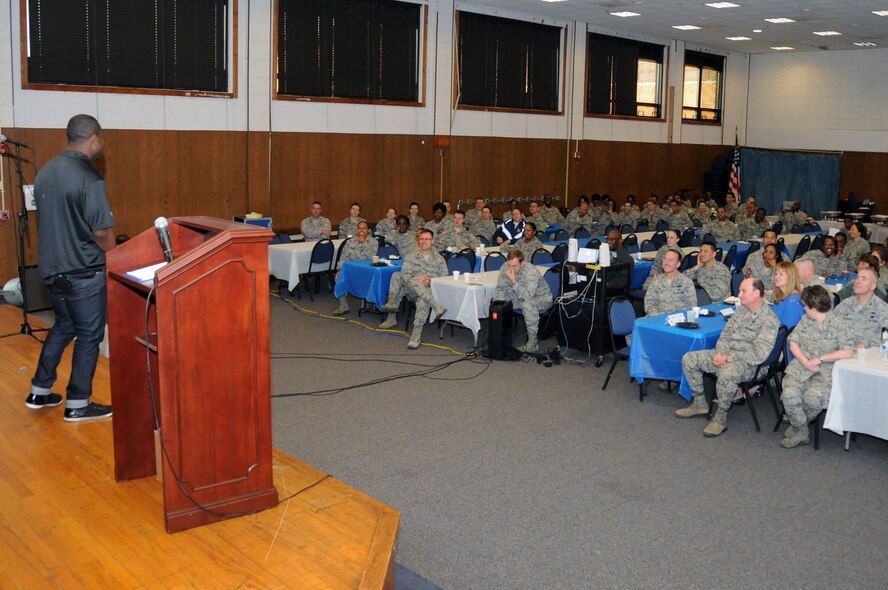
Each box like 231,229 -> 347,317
584,32 -> 667,121
454,10 -> 566,116
681,50 -> 725,124
273,0 -> 428,107
20,0 -> 237,98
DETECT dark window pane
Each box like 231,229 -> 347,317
586,33 -> 663,118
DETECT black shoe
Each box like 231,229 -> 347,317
63,403 -> 113,422
25,393 -> 63,409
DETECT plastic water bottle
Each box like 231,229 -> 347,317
881,327 -> 888,361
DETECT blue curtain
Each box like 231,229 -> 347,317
740,149 -> 841,217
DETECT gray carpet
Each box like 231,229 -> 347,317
269,293 -> 888,589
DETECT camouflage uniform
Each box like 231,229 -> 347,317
524,213 -> 550,233
614,210 -> 640,228
300,216 -> 332,241
464,209 -> 484,230
384,230 -> 417,257
842,237 -> 871,270
338,216 -> 366,239
437,228 -> 480,252
501,236 -> 546,261
743,251 -> 776,290
407,214 -> 425,230
781,313 -> 844,429
474,219 -> 497,242
493,263 -> 553,350
375,217 -> 396,236
801,250 -> 844,277
682,301 -> 780,416
563,209 -> 595,235
781,210 -> 808,230
541,205 -> 564,224
666,211 -> 693,231
724,202 -> 741,219
690,209 -> 712,226
684,261 -> 732,301
385,249 -> 448,342
832,293 -> 888,347
738,218 -> 771,241
701,220 -> 740,243
643,272 -> 696,316
592,212 -> 615,235
642,207 -> 667,226
424,218 -> 453,235
336,237 -> 378,269
643,244 -> 683,288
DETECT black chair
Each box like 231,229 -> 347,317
810,234 -> 824,252
723,244 -> 737,269
484,252 -> 506,271
730,269 -> 744,297
605,225 -> 619,234
602,297 -> 636,391
552,229 -> 569,241
793,235 -> 812,261
804,222 -> 822,232
746,240 -> 761,256
635,223 -> 649,233
531,248 -> 554,265
620,224 -> 635,233
375,235 -> 387,248
550,243 -> 568,264
772,221 -> 784,235
791,224 -> 803,234
446,255 -> 472,275
702,233 -> 717,245
705,325 -> 788,432
477,234 -> 491,247
715,248 -> 723,262
297,239 -> 335,301
439,250 -> 452,261
377,244 -> 398,258
457,249 -> 476,271
587,239 -> 601,249
692,217 -> 704,229
680,253 -> 698,272
623,234 -> 638,254
574,228 -> 591,239
655,220 -> 669,231
679,228 -> 696,248
640,239 -> 655,253
695,287 -> 712,306
651,231 -> 666,249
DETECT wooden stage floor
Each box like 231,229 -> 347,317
0,306 -> 398,589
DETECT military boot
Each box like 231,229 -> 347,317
703,409 -> 728,437
675,397 -> 708,419
784,425 -> 796,438
431,300 -> 447,318
780,427 -> 810,448
379,314 -> 398,330
333,296 -> 350,315
407,323 -> 423,349
379,294 -> 401,313
519,332 -> 539,354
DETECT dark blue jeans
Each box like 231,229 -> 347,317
31,271 -> 107,406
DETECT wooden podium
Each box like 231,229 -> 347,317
106,216 -> 279,533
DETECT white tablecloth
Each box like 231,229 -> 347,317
824,349 -> 888,443
269,239 -> 345,288
816,219 -> 888,244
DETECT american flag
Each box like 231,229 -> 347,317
728,132 -> 741,200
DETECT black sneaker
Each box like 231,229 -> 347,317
63,403 -> 113,423
25,393 -> 63,409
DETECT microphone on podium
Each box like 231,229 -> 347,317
154,217 -> 174,263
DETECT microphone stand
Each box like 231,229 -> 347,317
1,143 -> 48,341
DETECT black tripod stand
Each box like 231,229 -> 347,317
1,143 -> 48,342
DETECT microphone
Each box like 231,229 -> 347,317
0,135 -> 29,148
154,217 -> 174,263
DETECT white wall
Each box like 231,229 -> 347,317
18,0 -> 879,153
747,47 -> 888,153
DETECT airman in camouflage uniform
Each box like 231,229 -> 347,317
642,201 -> 666,227
524,201 -> 550,233
301,201 -> 332,241
424,206 -> 453,236
690,202 -> 713,226
378,229 -> 448,348
702,208 -> 740,243
375,208 -> 397,236
779,285 -> 855,448
676,277 -> 780,437
464,198 -> 486,230
437,211 -> 481,252
338,203 -> 366,238
494,249 -> 553,353
644,249 -> 696,316
384,215 -> 417,257
842,224 -> 871,270
333,221 -> 378,315
614,202 -> 640,228
832,267 -> 888,348
780,201 -> 808,230
665,201 -> 693,231
563,203 -> 596,235
724,194 -> 741,219
801,235 -> 843,276
540,195 -> 564,224
474,207 -> 498,242
684,243 -> 732,301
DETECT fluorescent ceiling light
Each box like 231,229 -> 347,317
770,46 -> 794,50
706,2 -> 740,8
872,11 -> 888,16
753,29 -> 762,33
854,41 -> 878,46
764,18 -> 796,24
673,25 -> 702,30
813,31 -> 842,36
610,11 -> 641,17
726,36 -> 751,41
540,0 -> 567,3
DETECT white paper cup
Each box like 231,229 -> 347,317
686,310 -> 697,323
464,272 -> 470,281
453,271 -> 460,279
857,348 -> 869,363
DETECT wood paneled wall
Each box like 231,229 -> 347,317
2,128 -> 887,282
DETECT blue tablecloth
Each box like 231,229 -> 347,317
629,302 -> 732,401
542,223 -> 562,239
333,259 -> 402,308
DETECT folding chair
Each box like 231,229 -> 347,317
602,297 -> 636,391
